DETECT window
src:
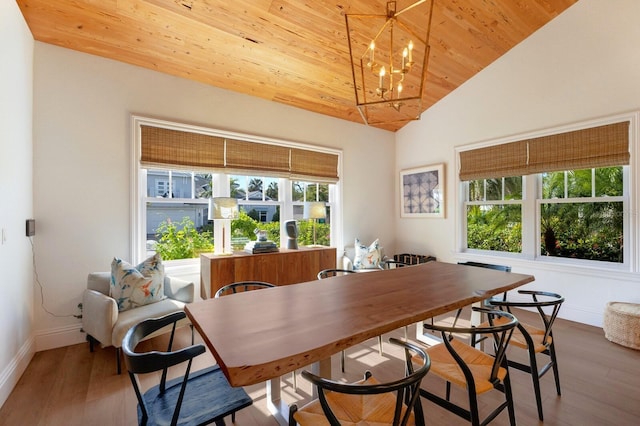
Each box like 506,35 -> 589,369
230,174 -> 282,246
540,167 -> 624,263
290,181 -> 332,246
458,115 -> 633,268
132,116 -> 341,264
466,177 -> 523,253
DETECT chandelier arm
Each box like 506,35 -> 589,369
347,14 -> 395,62
394,0 -> 428,17
356,106 -> 370,126
371,18 -> 395,49
417,44 -> 431,98
359,58 -> 369,104
357,95 -> 423,107
396,0 -> 434,43
345,15 -> 361,106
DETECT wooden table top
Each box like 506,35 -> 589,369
185,261 -> 534,387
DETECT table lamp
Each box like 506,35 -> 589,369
303,201 -> 326,247
209,197 -> 239,255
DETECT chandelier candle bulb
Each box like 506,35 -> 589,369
408,40 -> 413,63
402,47 -> 408,70
379,66 -> 385,89
369,41 -> 375,65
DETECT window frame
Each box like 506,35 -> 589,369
456,112 -> 637,272
131,115 -> 343,268
465,176 -> 524,255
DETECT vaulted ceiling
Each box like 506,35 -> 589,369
17,0 -> 577,132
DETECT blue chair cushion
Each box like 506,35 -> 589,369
138,365 -> 252,425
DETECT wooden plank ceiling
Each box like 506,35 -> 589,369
17,0 -> 577,132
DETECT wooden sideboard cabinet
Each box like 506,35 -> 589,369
200,247 -> 337,299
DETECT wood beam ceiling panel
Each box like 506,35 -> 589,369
143,0 -> 350,79
17,0 -> 579,132
131,0 -> 356,105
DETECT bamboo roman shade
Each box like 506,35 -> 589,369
290,148 -> 339,182
140,125 -> 225,170
225,138 -> 290,175
459,121 -> 630,181
140,125 -> 339,181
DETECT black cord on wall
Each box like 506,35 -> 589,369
30,237 -> 82,319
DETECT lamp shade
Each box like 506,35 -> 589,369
303,202 -> 326,220
209,197 -> 239,220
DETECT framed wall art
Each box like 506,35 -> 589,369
400,163 -> 445,218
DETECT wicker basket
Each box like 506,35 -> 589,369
603,301 -> 640,350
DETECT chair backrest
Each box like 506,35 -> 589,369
424,307 -> 517,384
122,311 -> 204,375
122,311 -> 206,424
381,259 -> 410,270
123,311 -> 253,426
214,281 -> 275,298
317,268 -> 357,279
86,271 -> 111,295
394,253 -> 436,265
458,261 -> 512,272
300,338 -> 430,426
489,290 -> 564,345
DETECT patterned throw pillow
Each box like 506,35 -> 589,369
136,252 -> 165,292
110,254 -> 165,311
353,238 -> 381,270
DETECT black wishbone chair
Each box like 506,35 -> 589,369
289,338 -> 430,426
458,261 -> 512,272
487,290 -> 564,421
214,280 -> 275,297
419,307 -> 518,426
122,311 -> 252,426
449,262 -> 513,328
380,259 -> 411,270
316,268 -> 357,279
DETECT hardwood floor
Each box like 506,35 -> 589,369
1,308 -> 639,425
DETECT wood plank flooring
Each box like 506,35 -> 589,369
1,308 -> 639,425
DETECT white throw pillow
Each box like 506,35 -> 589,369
353,238 -> 381,270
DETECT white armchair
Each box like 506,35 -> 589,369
82,271 -> 194,374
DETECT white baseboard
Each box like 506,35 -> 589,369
34,323 -> 86,352
0,336 -> 35,408
560,306 -> 605,328
0,325 -> 87,409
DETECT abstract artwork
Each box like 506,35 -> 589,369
400,163 -> 445,218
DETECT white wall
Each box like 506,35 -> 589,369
18,0 -> 640,380
0,1 -> 35,407
395,0 -> 640,326
31,42 -> 395,349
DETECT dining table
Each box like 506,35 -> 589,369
185,260 -> 535,425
